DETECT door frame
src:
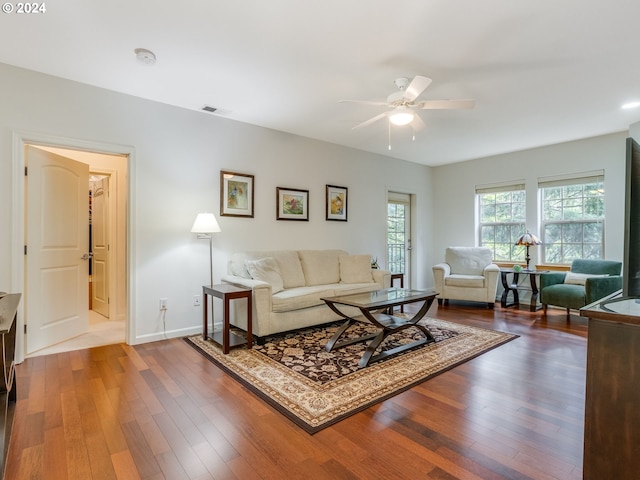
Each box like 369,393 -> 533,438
386,189 -> 417,289
11,130 -> 136,363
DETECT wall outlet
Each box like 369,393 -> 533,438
159,298 -> 168,311
193,294 -> 201,306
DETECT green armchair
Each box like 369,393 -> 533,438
540,259 -> 622,314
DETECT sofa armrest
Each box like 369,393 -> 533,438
483,264 -> 500,295
484,263 -> 500,273
221,275 -> 273,326
221,274 -> 271,291
540,272 -> 566,290
432,263 -> 451,277
372,269 -> 391,288
585,276 -> 623,304
432,263 -> 450,295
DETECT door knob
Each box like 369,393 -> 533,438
81,253 -> 93,261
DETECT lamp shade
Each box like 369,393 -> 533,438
389,106 -> 415,126
190,213 -> 221,234
515,230 -> 541,246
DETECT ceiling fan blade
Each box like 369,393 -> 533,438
352,112 -> 388,130
402,76 -> 432,102
419,99 -> 476,110
412,114 -> 427,131
339,99 -> 389,106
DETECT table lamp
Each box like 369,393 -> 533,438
514,230 -> 541,270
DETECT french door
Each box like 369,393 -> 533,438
387,192 -> 411,286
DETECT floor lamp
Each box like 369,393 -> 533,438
191,213 -> 221,287
191,213 -> 221,334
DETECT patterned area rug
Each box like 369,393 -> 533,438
185,318 -> 517,434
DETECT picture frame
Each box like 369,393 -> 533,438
277,187 -> 309,221
326,184 -> 348,221
220,170 -> 254,217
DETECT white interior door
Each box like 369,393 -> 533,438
26,146 -> 90,354
91,177 -> 109,318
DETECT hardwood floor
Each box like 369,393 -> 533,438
6,303 -> 588,479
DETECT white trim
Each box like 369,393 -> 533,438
11,130 -> 137,363
475,179 -> 526,194
136,325 -> 201,344
538,170 -> 605,188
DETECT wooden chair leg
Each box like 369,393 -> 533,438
543,304 -> 547,314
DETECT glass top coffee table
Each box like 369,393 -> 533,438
321,288 -> 438,367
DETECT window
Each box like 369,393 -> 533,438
539,172 -> 604,264
476,182 -> 526,261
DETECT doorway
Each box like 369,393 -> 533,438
25,146 -> 127,357
11,133 -> 132,362
387,192 -> 412,287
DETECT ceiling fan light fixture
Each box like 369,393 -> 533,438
389,106 -> 414,126
622,101 -> 640,110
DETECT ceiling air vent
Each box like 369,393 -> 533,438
202,105 -> 218,113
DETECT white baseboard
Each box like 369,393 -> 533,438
133,325 -> 202,344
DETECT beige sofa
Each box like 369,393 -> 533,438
221,249 -> 391,338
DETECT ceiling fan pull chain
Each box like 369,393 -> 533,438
388,121 -> 392,150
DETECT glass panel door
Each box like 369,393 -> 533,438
387,193 -> 411,286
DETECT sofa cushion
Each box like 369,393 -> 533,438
339,255 -> 374,284
271,286 -> 335,313
229,253 -> 252,278
247,257 -> 284,293
330,282 -> 380,296
272,251 -> 306,288
564,271 -> 608,286
298,250 -> 343,286
229,251 -> 306,288
445,247 -> 492,275
445,274 -> 485,288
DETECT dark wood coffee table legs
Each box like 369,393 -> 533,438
325,295 -> 437,367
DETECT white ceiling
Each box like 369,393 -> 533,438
2,0 -> 640,166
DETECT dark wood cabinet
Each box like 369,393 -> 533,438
581,294 -> 640,479
0,294 -> 19,479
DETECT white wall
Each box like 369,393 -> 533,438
631,120 -> 640,141
0,62 -> 434,347
431,131 -> 628,266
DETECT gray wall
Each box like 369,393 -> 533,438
0,62 -> 434,350
431,132 -> 628,266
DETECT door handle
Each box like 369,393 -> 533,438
81,253 -> 93,261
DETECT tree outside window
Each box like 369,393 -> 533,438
541,180 -> 604,264
478,189 -> 526,261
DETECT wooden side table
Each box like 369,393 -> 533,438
202,284 -> 252,354
499,268 -> 549,312
390,273 -> 405,312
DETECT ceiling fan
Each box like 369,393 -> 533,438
340,76 -> 475,130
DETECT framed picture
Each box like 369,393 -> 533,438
326,185 -> 348,221
277,187 -> 309,221
220,171 -> 254,217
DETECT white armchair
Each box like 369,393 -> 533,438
432,247 -> 500,309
